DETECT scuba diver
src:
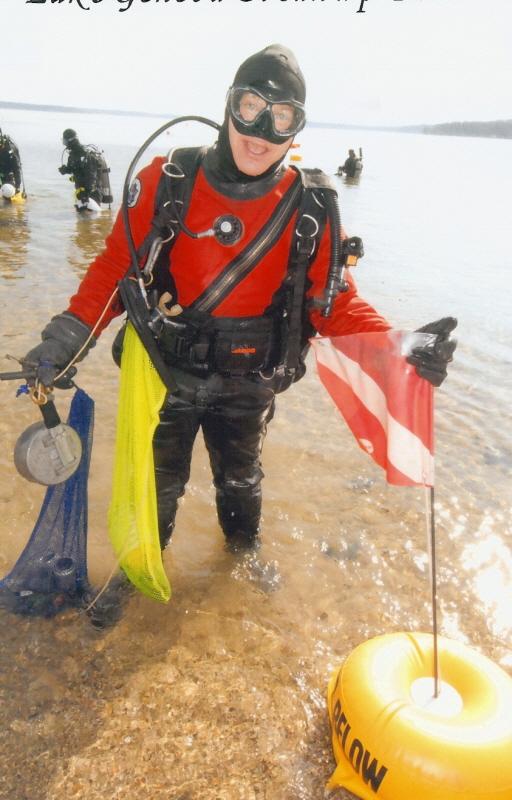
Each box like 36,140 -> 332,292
0,128 -> 25,200
338,148 -> 362,178
22,44 -> 457,557
59,129 -> 113,213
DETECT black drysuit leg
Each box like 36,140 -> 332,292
153,393 -> 201,549
152,377 -> 275,549
202,380 -> 275,547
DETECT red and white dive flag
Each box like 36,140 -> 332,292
311,332 -> 434,487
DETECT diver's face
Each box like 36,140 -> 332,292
228,119 -> 292,177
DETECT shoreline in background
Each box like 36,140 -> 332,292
1,100 -> 511,140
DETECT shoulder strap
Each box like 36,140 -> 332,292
118,276 -> 179,393
153,146 -> 208,237
277,167 -> 333,376
136,146 -> 207,264
298,166 -> 337,194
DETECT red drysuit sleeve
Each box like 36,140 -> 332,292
67,157 -> 165,334
306,220 -> 391,335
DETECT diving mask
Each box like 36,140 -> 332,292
228,86 -> 306,143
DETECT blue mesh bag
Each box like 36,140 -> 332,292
0,388 -> 94,617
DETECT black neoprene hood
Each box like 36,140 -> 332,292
205,44 -> 306,193
232,44 -> 306,104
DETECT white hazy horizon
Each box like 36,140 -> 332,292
3,0 -> 512,128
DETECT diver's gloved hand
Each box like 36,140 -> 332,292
407,317 -> 458,387
22,312 -> 96,388
58,165 -> 68,175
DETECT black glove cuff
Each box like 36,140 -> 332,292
41,312 -> 95,363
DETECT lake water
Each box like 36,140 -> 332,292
0,107 -> 511,800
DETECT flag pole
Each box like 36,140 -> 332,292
426,485 -> 440,697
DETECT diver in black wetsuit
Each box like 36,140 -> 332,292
0,128 -> 23,194
339,149 -> 360,178
59,129 -> 103,210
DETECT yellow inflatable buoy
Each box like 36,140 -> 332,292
327,632 -> 512,799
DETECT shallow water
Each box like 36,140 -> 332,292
0,109 -> 511,800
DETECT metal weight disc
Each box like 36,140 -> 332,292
14,421 -> 82,485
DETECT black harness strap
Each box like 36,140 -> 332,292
117,276 -> 179,393
278,173 -> 331,379
116,150 -> 208,393
156,146 -> 209,234
135,147 -> 207,265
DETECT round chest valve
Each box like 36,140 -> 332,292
213,215 -> 243,246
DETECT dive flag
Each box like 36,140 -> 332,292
311,332 -> 434,487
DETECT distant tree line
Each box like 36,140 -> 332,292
421,119 -> 512,140
1,100 -> 511,141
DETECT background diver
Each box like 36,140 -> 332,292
59,129 -> 113,212
23,44 -> 457,562
0,128 -> 25,199
337,148 -> 363,178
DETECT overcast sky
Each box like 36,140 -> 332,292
3,0 -> 511,127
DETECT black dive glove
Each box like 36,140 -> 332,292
22,312 -> 95,388
407,317 -> 457,387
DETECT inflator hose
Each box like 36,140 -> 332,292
322,190 -> 344,317
121,116 -> 220,283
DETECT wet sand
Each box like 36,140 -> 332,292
1,354 -> 510,800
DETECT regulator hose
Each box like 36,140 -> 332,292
121,116 -> 221,283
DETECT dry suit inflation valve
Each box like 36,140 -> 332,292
213,215 -> 244,246
14,396 -> 82,485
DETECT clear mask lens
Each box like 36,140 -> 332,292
229,88 -> 305,138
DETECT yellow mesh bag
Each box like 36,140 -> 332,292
108,322 -> 171,602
